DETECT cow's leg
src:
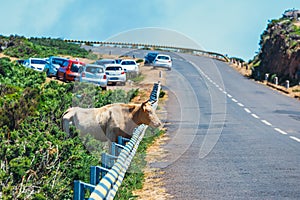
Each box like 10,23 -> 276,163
62,112 -> 74,136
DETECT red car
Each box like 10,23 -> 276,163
56,59 -> 85,82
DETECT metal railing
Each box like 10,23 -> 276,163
64,40 -> 229,62
73,82 -> 161,200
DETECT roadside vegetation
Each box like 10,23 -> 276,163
0,56 -> 138,198
0,35 -> 96,59
0,36 -> 164,199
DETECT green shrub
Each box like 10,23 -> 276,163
0,59 -> 139,199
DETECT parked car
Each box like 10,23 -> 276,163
144,52 -> 159,65
23,58 -> 48,72
153,54 -> 172,70
105,64 -> 126,86
16,59 -> 25,65
115,58 -> 122,64
57,59 -> 85,82
44,56 -> 68,77
77,64 -> 107,90
120,59 -> 139,73
95,59 -> 116,68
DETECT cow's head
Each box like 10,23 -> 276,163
140,101 -> 162,127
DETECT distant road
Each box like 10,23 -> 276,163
160,52 -> 300,199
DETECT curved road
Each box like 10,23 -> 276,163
159,53 -> 300,199
84,46 -> 300,199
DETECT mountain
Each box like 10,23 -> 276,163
251,9 -> 300,86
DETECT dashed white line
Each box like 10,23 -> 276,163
231,98 -> 238,103
200,73 -> 300,145
244,108 -> 251,113
289,136 -> 300,143
237,103 -> 244,107
251,114 -> 260,119
274,128 -> 288,135
261,120 -> 272,126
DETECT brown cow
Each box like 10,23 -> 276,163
62,101 -> 161,143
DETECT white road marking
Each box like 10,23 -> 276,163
274,128 -> 288,135
244,108 -> 251,113
199,72 -> 294,142
289,136 -> 300,142
261,120 -> 272,126
251,114 -> 260,119
237,103 -> 244,107
231,98 -> 238,103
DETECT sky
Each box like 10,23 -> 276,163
0,0 -> 299,61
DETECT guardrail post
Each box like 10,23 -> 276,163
73,180 -> 84,200
111,142 -> 125,156
286,80 -> 290,89
274,77 -> 278,85
265,73 -> 269,81
117,136 -> 130,146
90,166 -> 100,185
101,153 -> 117,170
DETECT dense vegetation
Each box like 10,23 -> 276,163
0,57 -> 138,199
0,35 -> 95,59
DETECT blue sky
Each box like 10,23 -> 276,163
0,0 -> 299,61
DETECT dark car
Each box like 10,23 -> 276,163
144,52 -> 159,65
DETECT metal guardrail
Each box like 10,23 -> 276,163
73,82 -> 161,200
64,40 -> 229,62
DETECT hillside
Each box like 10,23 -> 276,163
250,9 -> 300,86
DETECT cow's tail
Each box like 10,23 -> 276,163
61,107 -> 75,135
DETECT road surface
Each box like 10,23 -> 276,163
158,53 -> 300,199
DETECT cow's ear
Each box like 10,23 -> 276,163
142,101 -> 150,112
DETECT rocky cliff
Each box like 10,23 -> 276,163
251,10 -> 300,85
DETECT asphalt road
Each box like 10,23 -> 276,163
158,53 -> 300,199
85,46 -> 300,199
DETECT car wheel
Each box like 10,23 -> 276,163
56,72 -> 60,80
101,86 -> 107,91
168,67 -> 171,71
63,74 -> 67,82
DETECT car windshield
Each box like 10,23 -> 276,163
86,67 -> 104,73
122,61 -> 135,65
106,66 -> 122,71
53,58 -> 66,66
31,59 -> 46,64
157,56 -> 170,60
71,64 -> 82,72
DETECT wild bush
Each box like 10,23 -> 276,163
0,58 -> 138,199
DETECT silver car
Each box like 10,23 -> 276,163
105,64 -> 126,86
78,64 -> 107,90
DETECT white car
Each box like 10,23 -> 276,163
78,64 -> 107,90
105,64 -> 126,86
23,58 -> 48,72
120,59 -> 139,73
153,54 -> 172,70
